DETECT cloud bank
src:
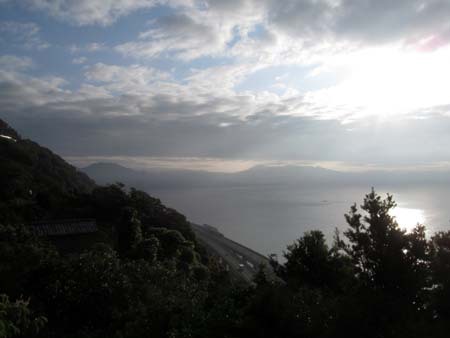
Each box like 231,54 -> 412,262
1,0 -> 450,169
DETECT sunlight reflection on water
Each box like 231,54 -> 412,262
390,207 -> 426,231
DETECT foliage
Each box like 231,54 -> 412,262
0,294 -> 46,338
281,230 -> 353,292
336,189 -> 431,337
0,136 -> 94,224
0,223 -> 57,298
430,230 -> 450,329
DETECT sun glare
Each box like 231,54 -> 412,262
390,207 -> 425,231
307,45 -> 450,120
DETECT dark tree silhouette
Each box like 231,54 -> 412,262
339,188 -> 431,337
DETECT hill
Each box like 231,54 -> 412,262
83,161 -> 450,191
83,162 -> 227,189
0,118 -> 195,242
82,162 -> 144,184
82,162 -> 346,189
0,118 -> 95,223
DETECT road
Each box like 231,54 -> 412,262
191,223 -> 277,283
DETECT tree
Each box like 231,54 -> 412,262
133,235 -> 160,263
0,294 -> 46,338
117,207 -> 143,255
0,223 -> 57,298
340,189 -> 430,337
282,230 -> 333,289
430,231 -> 450,328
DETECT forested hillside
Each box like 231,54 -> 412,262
0,119 -> 95,223
1,119 -> 450,338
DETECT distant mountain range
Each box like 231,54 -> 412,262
82,162 -> 450,191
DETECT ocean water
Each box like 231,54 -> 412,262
150,184 -> 450,256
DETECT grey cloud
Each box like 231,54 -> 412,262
268,0 -> 331,39
204,0 -> 450,56
0,61 -> 299,121
5,105 -> 450,168
3,44 -> 450,168
70,42 -> 107,53
20,0 -> 163,26
267,0 -> 450,47
111,0 -> 450,66
0,21 -> 49,50
0,55 -> 34,71
4,0 -> 450,51
116,13 -> 231,60
3,67 -> 450,166
2,59 -> 450,165
72,56 -> 87,64
333,0 -> 450,44
84,63 -> 170,94
205,0 -> 250,13
142,14 -> 209,38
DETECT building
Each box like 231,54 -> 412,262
29,219 -> 102,253
30,219 -> 98,236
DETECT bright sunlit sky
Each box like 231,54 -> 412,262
2,0 -> 450,172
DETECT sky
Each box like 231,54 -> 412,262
1,0 -> 450,172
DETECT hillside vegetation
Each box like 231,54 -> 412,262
0,119 -> 95,223
1,119 -> 450,338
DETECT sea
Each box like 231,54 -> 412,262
150,184 -> 450,257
